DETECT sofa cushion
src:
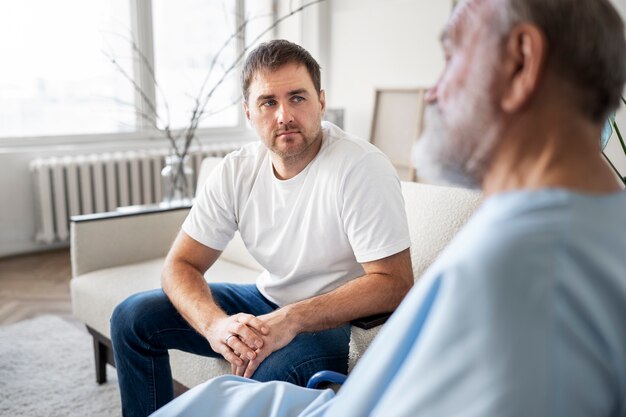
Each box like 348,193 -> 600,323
71,258 -> 260,339
402,182 -> 482,279
71,256 -> 261,388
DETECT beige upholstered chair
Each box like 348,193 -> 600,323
70,157 -> 482,393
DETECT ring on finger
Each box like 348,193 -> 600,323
225,334 -> 237,344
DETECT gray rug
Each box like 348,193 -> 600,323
0,315 -> 121,417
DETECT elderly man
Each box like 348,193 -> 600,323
110,39 -> 413,416
150,0 -> 626,416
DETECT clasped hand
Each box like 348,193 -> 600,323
206,311 -> 297,379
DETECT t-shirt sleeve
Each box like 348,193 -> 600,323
340,152 -> 411,263
181,158 -> 237,251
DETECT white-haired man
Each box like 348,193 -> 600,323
151,0 -> 626,415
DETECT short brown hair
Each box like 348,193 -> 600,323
241,39 -> 321,102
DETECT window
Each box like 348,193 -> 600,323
152,0 -> 240,130
0,0 -> 246,140
0,0 -> 134,138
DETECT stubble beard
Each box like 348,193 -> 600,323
270,122 -> 323,163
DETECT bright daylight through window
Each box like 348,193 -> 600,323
0,1 -> 134,138
0,0 -> 241,139
152,0 -> 240,130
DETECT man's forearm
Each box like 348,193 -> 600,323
283,271 -> 412,334
280,248 -> 413,334
161,260 -> 227,336
161,231 -> 269,370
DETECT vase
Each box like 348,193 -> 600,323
161,154 -> 194,204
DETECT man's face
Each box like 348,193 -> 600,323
244,62 -> 326,160
413,0 -> 503,188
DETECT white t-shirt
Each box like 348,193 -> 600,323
182,121 -> 411,306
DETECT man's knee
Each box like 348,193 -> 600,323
110,290 -> 168,346
253,328 -> 350,386
253,349 -> 348,386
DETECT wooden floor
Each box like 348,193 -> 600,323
0,249 -> 73,326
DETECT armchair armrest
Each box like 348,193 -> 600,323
350,312 -> 390,330
70,204 -> 191,277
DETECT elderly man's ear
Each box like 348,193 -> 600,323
499,23 -> 548,113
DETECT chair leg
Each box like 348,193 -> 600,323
86,326 -> 114,385
84,325 -> 189,393
93,336 -> 108,384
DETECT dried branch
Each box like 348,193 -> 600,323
195,0 -> 326,123
174,0 -> 326,158
107,0 -> 326,164
198,95 -> 243,123
195,12 -> 273,106
602,151 -> 626,186
102,31 -> 172,127
102,49 -> 162,127
98,94 -> 160,129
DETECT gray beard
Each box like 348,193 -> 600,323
412,104 -> 500,189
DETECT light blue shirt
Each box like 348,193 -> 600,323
152,189 -> 626,417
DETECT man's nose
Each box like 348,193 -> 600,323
276,104 -> 294,125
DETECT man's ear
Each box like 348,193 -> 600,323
243,101 -> 251,121
500,23 -> 547,113
319,90 -> 326,115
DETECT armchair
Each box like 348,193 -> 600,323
70,157 -> 482,394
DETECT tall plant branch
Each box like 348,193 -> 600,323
184,0 -> 326,156
602,152 -> 626,186
195,12 -> 273,112
104,45 -> 184,155
611,117 -> 626,157
199,0 -> 325,117
103,31 -> 172,127
103,49 -> 162,129
107,0 -> 325,162
198,95 -> 243,123
98,94 -> 164,131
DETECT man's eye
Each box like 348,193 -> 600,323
262,100 -> 276,107
292,96 -> 304,103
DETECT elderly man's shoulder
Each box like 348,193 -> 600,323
436,191 -> 580,284
436,188 -> 626,294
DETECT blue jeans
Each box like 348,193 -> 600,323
110,283 -> 350,417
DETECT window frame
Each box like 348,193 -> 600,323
0,0 -> 251,148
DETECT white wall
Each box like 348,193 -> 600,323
277,0 -> 452,139
2,0 -> 626,258
325,0 -> 451,139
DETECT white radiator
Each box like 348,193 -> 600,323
30,143 -> 245,244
